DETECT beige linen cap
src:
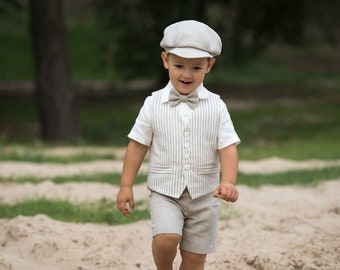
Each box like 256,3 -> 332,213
160,20 -> 222,58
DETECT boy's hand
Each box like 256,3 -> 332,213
117,187 -> 135,216
213,182 -> 238,202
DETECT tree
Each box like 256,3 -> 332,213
29,0 -> 80,141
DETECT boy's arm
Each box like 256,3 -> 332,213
117,139 -> 149,216
213,143 -> 239,202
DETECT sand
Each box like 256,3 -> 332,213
0,151 -> 339,270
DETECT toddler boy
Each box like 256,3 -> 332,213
117,20 -> 240,270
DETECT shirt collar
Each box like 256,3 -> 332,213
161,81 -> 209,103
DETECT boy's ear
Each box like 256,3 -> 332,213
161,52 -> 169,69
206,58 -> 216,73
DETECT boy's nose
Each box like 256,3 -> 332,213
182,69 -> 192,78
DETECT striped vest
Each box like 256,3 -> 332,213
147,89 -> 221,199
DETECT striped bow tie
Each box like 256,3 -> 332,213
169,88 -> 199,110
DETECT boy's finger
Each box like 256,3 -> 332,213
128,200 -> 135,211
213,188 -> 221,198
117,199 -> 130,216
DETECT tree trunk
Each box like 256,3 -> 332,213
29,0 -> 80,141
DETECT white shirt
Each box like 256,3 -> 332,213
129,81 -> 240,150
128,82 -> 240,198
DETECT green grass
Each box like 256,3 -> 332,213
234,99 -> 340,160
0,198 -> 150,225
78,97 -> 143,145
1,89 -> 339,160
0,148 -> 117,163
1,166 -> 338,188
238,140 -> 339,161
234,100 -> 339,143
0,167 -> 338,225
237,166 -> 340,187
0,172 -> 147,185
0,95 -> 142,145
208,44 -> 340,84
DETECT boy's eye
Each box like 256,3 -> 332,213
174,64 -> 183,68
193,66 -> 203,70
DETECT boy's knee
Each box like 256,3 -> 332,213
153,233 -> 181,250
180,249 -> 206,269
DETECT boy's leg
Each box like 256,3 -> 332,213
152,233 -> 181,270
178,190 -> 219,270
179,249 -> 206,270
150,191 -> 184,269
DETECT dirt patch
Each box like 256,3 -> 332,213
0,180 -> 339,270
0,151 -> 339,269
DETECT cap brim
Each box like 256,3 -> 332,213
167,47 -> 213,58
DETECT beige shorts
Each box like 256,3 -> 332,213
150,189 -> 220,254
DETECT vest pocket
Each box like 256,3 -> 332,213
198,166 -> 219,175
149,165 -> 173,174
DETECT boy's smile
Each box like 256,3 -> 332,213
161,52 -> 215,95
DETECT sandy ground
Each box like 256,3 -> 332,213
0,152 -> 339,270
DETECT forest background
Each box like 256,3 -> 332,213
0,0 -> 339,158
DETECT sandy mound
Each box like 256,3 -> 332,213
1,180 -> 339,270
1,152 -> 339,269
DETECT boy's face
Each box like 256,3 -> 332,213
161,52 -> 215,94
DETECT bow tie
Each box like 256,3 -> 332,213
169,88 -> 199,110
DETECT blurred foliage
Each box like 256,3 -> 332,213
95,0 -> 340,79
0,0 -> 23,16
0,0 -> 339,80
94,0 -> 209,79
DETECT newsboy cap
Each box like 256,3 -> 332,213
160,20 -> 222,58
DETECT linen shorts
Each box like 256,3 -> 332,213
150,189 -> 220,254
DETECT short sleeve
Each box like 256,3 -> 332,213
127,96 -> 153,146
218,100 -> 241,149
